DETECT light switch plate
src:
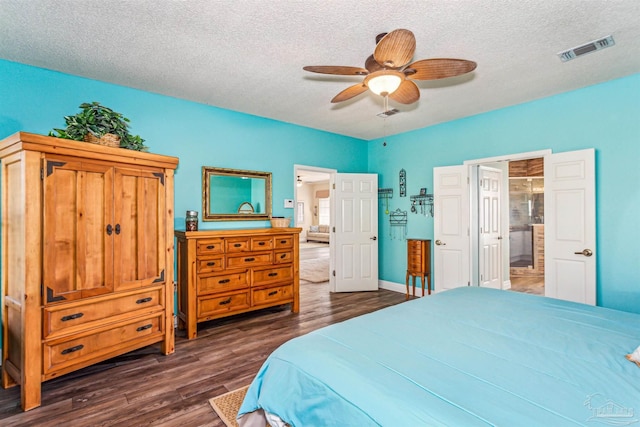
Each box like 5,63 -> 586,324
284,199 -> 294,208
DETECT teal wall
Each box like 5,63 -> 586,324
0,59 -> 638,319
369,73 -> 640,314
0,59 -> 368,232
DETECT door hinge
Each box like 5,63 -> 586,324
468,281 -> 471,286
332,226 -> 335,232
332,270 -> 336,277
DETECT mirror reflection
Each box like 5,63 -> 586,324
202,166 -> 272,221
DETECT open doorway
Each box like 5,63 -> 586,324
295,166 -> 333,285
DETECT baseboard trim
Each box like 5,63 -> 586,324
378,280 -> 431,298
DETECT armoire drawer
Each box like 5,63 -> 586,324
252,284 -> 293,306
197,292 -> 250,318
43,314 -> 163,375
253,265 -> 293,286
44,287 -> 164,339
197,271 -> 248,294
197,256 -> 225,273
197,239 -> 224,255
226,252 -> 272,269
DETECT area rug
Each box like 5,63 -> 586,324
300,257 -> 329,283
209,385 -> 249,427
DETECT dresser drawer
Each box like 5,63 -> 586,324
227,252 -> 272,269
253,265 -> 293,286
274,235 -> 293,249
197,256 -> 225,273
197,239 -> 224,255
251,236 -> 274,250
274,250 -> 293,264
44,314 -> 162,375
252,284 -> 293,306
226,237 -> 250,253
44,287 -> 164,339
198,271 -> 248,294
197,292 -> 250,318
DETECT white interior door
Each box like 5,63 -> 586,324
544,149 -> 596,304
478,166 -> 502,289
434,165 -> 470,292
331,173 -> 379,292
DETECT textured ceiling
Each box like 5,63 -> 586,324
1,0 -> 639,140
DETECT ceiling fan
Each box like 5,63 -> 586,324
303,29 -> 477,105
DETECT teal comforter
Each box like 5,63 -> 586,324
238,287 -> 640,426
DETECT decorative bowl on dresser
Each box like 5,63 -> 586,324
0,132 -> 179,411
175,228 -> 301,339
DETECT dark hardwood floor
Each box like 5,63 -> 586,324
0,279 -> 407,426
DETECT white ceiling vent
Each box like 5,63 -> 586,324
558,35 -> 615,62
377,108 -> 400,118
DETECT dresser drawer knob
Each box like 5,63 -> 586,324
206,245 -> 215,249
258,242 -> 266,246
61,312 -> 84,322
61,344 -> 84,355
136,297 -> 153,304
207,261 -> 216,266
219,297 -> 232,305
268,272 -> 278,277
136,324 -> 153,332
268,290 -> 278,296
279,253 -> 287,259
234,243 -> 242,248
280,240 -> 287,244
218,279 -> 230,284
245,257 -> 255,262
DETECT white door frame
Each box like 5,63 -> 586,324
465,150 -> 551,289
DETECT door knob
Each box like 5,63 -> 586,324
435,240 -> 446,246
574,249 -> 593,257
370,236 -> 377,241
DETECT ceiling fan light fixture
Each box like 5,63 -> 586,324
296,176 -> 303,187
365,70 -> 404,96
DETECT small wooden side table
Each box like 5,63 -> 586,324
406,238 -> 431,299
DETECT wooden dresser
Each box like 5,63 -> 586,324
406,238 -> 431,299
175,228 -> 301,339
0,132 -> 178,411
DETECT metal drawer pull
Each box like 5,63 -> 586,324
115,224 -> 121,235
207,261 -> 216,266
280,240 -> 287,244
268,290 -> 278,296
136,297 -> 153,304
234,243 -> 242,247
245,257 -> 255,262
136,324 -> 153,332
280,254 -> 287,259
258,242 -> 266,246
61,344 -> 84,355
206,245 -> 215,249
219,297 -> 232,305
268,272 -> 278,277
219,279 -> 230,284
106,224 -> 113,235
61,312 -> 84,322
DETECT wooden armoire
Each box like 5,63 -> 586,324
0,132 -> 179,410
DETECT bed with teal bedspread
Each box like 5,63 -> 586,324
238,287 -> 640,426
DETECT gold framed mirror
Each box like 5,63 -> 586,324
202,166 -> 272,221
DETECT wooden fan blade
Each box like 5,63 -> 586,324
365,55 -> 383,73
303,65 -> 368,76
388,80 -> 420,104
373,29 -> 416,68
331,83 -> 368,103
404,58 -> 477,80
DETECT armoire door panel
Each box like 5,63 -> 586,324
114,168 -> 166,290
43,160 -> 114,303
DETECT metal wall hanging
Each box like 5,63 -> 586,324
410,188 -> 434,216
399,169 -> 406,197
389,208 -> 408,240
378,188 -> 393,215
